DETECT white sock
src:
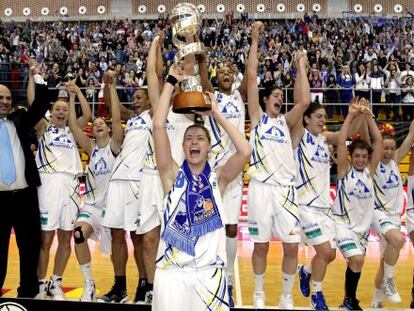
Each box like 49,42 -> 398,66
304,263 -> 312,274
80,262 -> 93,281
282,272 -> 295,296
226,236 -> 237,286
254,273 -> 265,292
373,287 -> 383,303
39,278 -> 47,290
51,274 -> 62,282
384,262 -> 394,279
312,280 -> 322,293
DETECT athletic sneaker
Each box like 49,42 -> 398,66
48,278 -> 65,301
370,301 -> 384,308
80,280 -> 96,302
253,291 -> 265,308
133,278 -> 148,303
298,264 -> 311,297
144,290 -> 153,304
34,280 -> 48,299
279,294 -> 294,309
97,287 -> 128,303
382,277 -> 401,303
228,285 -> 234,307
339,297 -> 362,310
311,291 -> 329,310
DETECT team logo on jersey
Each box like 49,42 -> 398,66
260,126 -> 288,143
49,134 -> 74,148
94,157 -> 111,176
349,179 -> 372,199
126,115 -> 150,132
379,162 -> 387,174
165,119 -> 175,131
383,170 -> 400,189
311,145 -> 329,164
221,101 -> 241,119
306,133 -> 315,145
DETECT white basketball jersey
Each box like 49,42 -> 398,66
333,167 -> 374,233
374,160 -> 404,216
36,125 -> 82,175
111,110 -> 152,180
166,109 -> 193,165
205,90 -> 245,168
295,129 -> 331,209
247,113 -> 296,186
85,142 -> 115,208
156,166 -> 227,270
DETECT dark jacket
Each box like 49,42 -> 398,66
7,84 -> 51,188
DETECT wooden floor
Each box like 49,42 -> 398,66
2,227 -> 414,310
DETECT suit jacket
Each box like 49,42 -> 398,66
7,84 -> 51,188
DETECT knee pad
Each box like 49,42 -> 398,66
74,226 -> 85,244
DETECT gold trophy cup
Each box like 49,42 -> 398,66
170,3 -> 211,113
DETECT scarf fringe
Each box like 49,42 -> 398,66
191,217 -> 223,237
162,230 -> 196,256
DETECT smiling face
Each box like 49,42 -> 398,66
182,126 -> 211,168
264,88 -> 284,118
217,66 -> 234,92
51,100 -> 69,128
92,117 -> 110,139
351,147 -> 369,171
132,89 -> 150,115
382,138 -> 396,163
0,84 -> 12,118
305,107 -> 326,135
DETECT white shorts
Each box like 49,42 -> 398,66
372,209 -> 401,236
406,175 -> 414,235
221,176 -> 243,225
153,267 -> 228,311
76,204 -> 112,255
38,172 -> 80,231
103,179 -> 140,231
299,205 -> 336,248
336,224 -> 369,258
247,179 -> 301,243
136,172 -> 162,235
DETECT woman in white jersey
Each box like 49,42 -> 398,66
293,100 -> 365,310
370,119 -> 414,307
35,85 -> 91,300
406,146 -> 414,308
65,77 -> 123,301
152,64 -> 251,311
247,22 -> 310,309
333,100 -> 382,310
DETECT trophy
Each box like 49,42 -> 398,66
170,3 -> 211,113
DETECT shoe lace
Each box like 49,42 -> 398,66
384,278 -> 396,295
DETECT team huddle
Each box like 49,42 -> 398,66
3,21 -> 414,311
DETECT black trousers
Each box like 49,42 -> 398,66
0,187 -> 41,298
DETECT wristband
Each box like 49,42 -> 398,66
166,75 -> 178,86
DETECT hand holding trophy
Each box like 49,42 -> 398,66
170,3 -> 211,113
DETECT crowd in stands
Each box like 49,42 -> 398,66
0,13 -> 414,119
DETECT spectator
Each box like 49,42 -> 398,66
369,64 -> 384,116
401,75 -> 414,121
354,63 -> 370,100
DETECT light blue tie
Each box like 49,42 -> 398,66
0,118 -> 16,185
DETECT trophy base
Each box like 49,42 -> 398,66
173,91 -> 211,114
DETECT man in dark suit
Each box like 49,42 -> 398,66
0,81 -> 50,298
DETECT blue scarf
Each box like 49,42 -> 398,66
162,160 -> 223,256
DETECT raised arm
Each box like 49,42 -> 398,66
336,110 -> 358,179
66,81 -> 94,156
237,61 -> 248,101
105,71 -> 124,155
73,81 -> 92,129
153,65 -> 183,194
147,35 -> 162,112
27,60 -> 40,106
362,108 -> 382,174
395,118 -> 414,163
103,74 -> 133,122
247,21 -> 264,128
285,50 -> 311,130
